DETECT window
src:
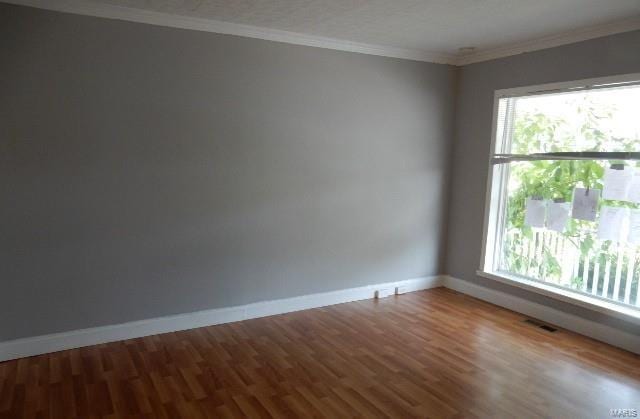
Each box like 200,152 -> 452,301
482,74 -> 640,319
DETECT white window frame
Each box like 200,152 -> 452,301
479,72 -> 640,326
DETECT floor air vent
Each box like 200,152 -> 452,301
523,319 -> 557,332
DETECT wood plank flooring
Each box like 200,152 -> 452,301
1,288 -> 639,418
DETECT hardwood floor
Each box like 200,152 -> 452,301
1,288 -> 639,418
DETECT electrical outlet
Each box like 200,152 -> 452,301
374,288 -> 394,299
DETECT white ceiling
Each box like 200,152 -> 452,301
9,0 -> 640,64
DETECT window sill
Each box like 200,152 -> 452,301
476,270 -> 640,326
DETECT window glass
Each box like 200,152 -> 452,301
486,82 -> 640,308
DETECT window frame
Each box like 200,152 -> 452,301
479,72 -> 640,325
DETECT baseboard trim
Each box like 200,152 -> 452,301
442,275 -> 640,355
0,276 -> 443,362
3,274 -> 638,361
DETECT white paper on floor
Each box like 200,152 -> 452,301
602,166 -> 633,201
628,209 -> 640,244
524,197 -> 546,228
546,201 -> 570,232
597,206 -> 629,242
571,188 -> 600,221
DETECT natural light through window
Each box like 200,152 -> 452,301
482,75 -> 640,315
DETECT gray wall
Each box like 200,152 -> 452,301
0,3 -> 456,340
4,2 -> 637,343
446,30 -> 640,334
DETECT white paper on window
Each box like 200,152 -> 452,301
524,197 -> 546,228
627,169 -> 640,204
597,206 -> 629,242
546,201 -> 570,232
571,188 -> 600,221
628,209 -> 640,244
602,166 -> 633,201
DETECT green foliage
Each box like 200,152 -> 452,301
502,98 -> 640,291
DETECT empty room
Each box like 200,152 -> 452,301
1,0 -> 640,417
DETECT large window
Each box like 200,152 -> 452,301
482,74 -> 640,318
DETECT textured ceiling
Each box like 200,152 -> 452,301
95,0 -> 640,55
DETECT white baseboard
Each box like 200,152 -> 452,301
0,276 -> 443,362
3,274 -> 638,361
442,275 -> 640,355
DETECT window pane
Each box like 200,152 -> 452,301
510,85 -> 640,154
493,84 -> 640,308
499,160 -> 639,306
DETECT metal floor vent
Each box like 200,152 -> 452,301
523,318 -> 557,332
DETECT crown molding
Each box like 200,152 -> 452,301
455,15 -> 640,66
4,0 -> 640,66
2,0 -> 457,65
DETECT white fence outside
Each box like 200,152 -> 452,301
503,229 -> 640,307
